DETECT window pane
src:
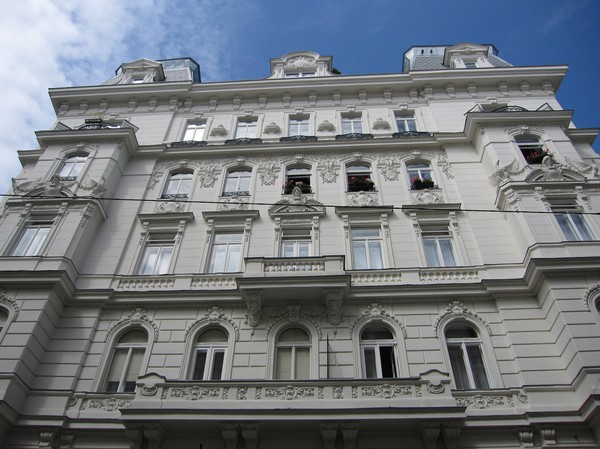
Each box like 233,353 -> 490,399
379,346 -> 396,378
123,348 -> 145,392
198,328 -> 228,343
106,348 -> 128,390
211,350 -> 225,380
155,246 -> 173,274
119,330 -> 147,343
423,239 -> 441,267
570,214 -> 593,240
138,247 -> 159,275
295,347 -> 310,379
361,324 -> 393,340
279,328 -> 310,342
555,214 -> 578,240
352,241 -> 368,269
363,347 -> 377,379
448,345 -> 469,390
225,244 -> 241,272
438,239 -> 456,267
193,350 -> 208,380
275,348 -> 292,379
466,345 -> 490,389
367,241 -> 384,269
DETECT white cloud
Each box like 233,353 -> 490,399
0,0 -> 253,194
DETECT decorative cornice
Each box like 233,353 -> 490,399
184,306 -> 240,341
433,301 -> 491,337
106,308 -> 159,340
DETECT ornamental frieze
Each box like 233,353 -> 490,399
455,394 -> 514,409
79,397 -> 130,412
164,386 -> 221,400
263,385 -> 317,400
353,384 -> 413,399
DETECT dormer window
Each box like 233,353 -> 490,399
284,72 -> 316,78
463,61 -> 477,69
269,51 -> 334,79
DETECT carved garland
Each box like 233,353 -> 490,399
433,301 -> 491,337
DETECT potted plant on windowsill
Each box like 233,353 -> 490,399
525,150 -> 551,164
411,176 -> 435,190
347,176 -> 376,192
283,180 -> 312,194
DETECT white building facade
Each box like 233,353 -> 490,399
0,43 -> 599,448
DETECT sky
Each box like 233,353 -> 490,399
1,0 -> 598,194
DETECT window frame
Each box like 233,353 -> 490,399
280,228 -> 312,257
274,327 -> 312,380
515,136 -> 546,164
103,329 -> 148,393
136,232 -> 176,275
548,198 -> 594,241
288,115 -> 311,137
235,117 -> 259,139
406,162 -> 436,189
346,163 -> 375,192
10,220 -> 54,257
350,227 -> 385,270
161,170 -> 194,199
421,224 -> 457,268
394,113 -> 418,133
360,324 -> 399,379
340,114 -> 364,134
207,231 -> 244,273
183,121 -> 207,142
189,327 -> 229,381
284,164 -> 313,194
57,153 -> 89,182
222,167 -> 252,197
444,322 -> 491,390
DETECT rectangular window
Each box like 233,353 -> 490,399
11,221 -> 53,256
284,72 -> 315,78
137,233 -> 175,275
281,229 -> 311,257
208,233 -> 243,273
549,200 -> 594,241
183,122 -> 206,141
289,118 -> 310,136
421,224 -> 456,267
351,228 -> 384,269
395,114 -> 417,132
341,115 -> 363,134
235,118 -> 258,139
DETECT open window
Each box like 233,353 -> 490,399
274,327 -> 311,380
516,136 -> 547,164
190,328 -> 228,380
360,324 -> 398,378
346,163 -> 375,192
284,165 -> 312,194
445,322 -> 490,390
407,162 -> 435,190
104,329 -> 148,393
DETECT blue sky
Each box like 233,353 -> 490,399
1,0 -> 598,194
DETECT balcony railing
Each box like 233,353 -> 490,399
244,256 -> 345,277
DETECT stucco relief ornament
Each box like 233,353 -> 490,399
412,189 -> 443,205
324,289 -> 343,325
0,289 -> 19,319
346,191 -> 378,207
564,156 -> 599,178
154,200 -> 185,213
372,118 -> 391,130
583,282 -> 600,311
243,290 -> 263,328
217,196 -> 249,211
287,56 -> 315,67
107,308 -> 159,340
317,120 -> 336,132
318,158 -> 338,183
11,178 -> 41,195
79,176 -> 106,197
198,164 -> 220,188
258,160 -> 280,186
210,124 -> 228,137
263,122 -> 282,134
433,301 -> 491,337
489,159 -> 525,186
378,156 -> 399,181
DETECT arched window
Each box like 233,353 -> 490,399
346,164 -> 375,192
162,171 -> 193,199
275,327 -> 311,380
58,153 -> 88,181
406,163 -> 435,190
516,136 -> 546,164
223,168 -> 252,196
0,308 -> 8,333
360,324 -> 397,378
190,328 -> 228,380
445,322 -> 490,390
104,329 -> 147,393
284,165 -> 312,194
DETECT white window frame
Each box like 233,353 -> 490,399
183,121 -> 207,141
284,164 -> 313,194
341,114 -> 363,134
222,168 -> 252,196
280,228 -> 312,257
421,224 -> 457,268
395,113 -> 418,133
189,328 -> 228,381
162,171 -> 194,199
11,220 -> 53,256
284,72 -> 316,78
548,199 -> 594,241
346,163 -> 375,192
235,117 -> 258,139
274,327 -> 312,380
103,329 -> 148,393
351,228 -> 385,270
360,324 -> 398,379
406,162 -> 435,189
288,116 -> 310,136
58,153 -> 88,181
444,322 -> 491,390
136,233 -> 176,275
207,232 -> 243,273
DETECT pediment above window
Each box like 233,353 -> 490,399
113,58 -> 166,84
269,51 -> 334,79
443,43 -> 492,67
269,192 -> 325,218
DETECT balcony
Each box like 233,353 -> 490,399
243,255 -> 345,277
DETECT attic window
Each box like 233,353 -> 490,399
131,77 -> 145,84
